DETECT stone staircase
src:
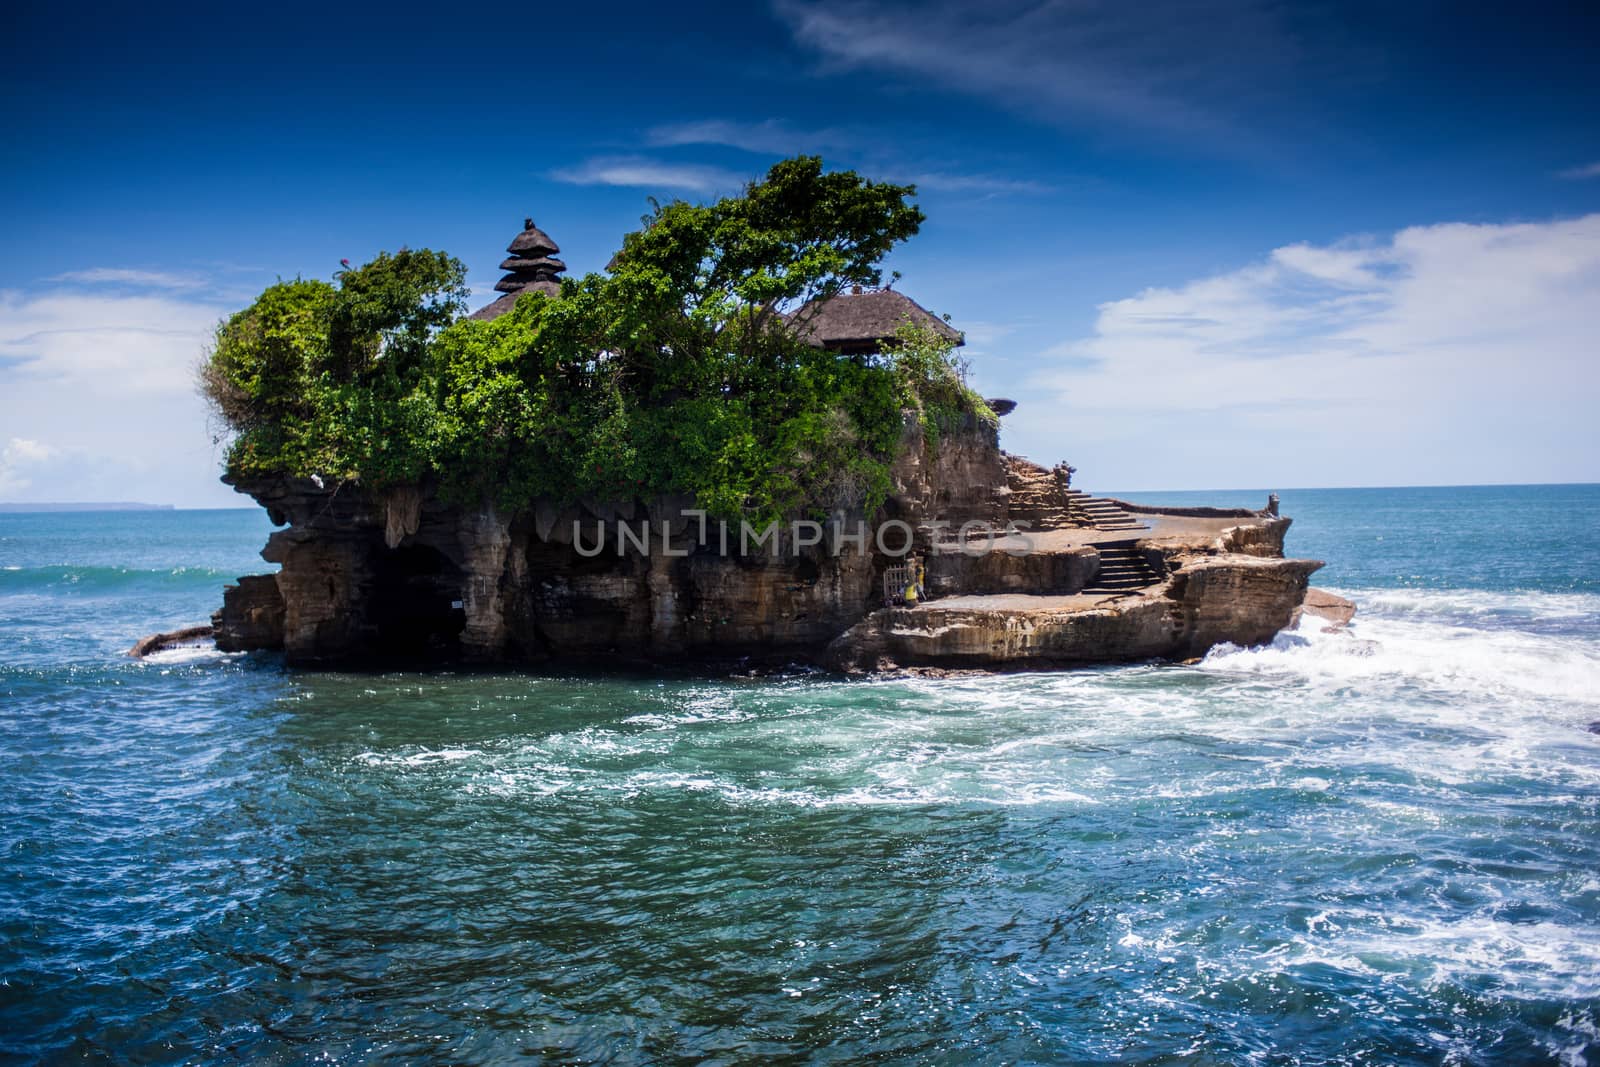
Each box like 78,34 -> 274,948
1002,457 -> 1146,533
1067,492 -> 1144,532
1004,462 -> 1082,530
1082,542 -> 1162,594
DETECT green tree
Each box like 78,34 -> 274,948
201,157 -> 983,523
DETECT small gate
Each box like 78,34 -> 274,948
882,557 -> 924,607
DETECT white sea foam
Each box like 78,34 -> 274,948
357,746 -> 483,767
1201,596 -> 1600,713
1548,1011 -> 1600,1067
1352,586 -> 1600,622
1106,898 -> 1600,1008
1293,913 -> 1600,1002
139,644 -> 238,666
341,584 -> 1600,819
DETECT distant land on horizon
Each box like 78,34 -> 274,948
5,482 -> 1598,517
1109,480 -> 1600,496
0,502 -> 176,513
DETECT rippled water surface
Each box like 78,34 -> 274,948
3,488 -> 1599,1064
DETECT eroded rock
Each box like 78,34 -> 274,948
213,575 -> 285,653
208,413 -> 1324,671
1298,587 -> 1358,630
823,554 -> 1321,673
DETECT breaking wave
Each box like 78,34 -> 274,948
0,564 -> 232,597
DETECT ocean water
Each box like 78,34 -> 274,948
2,486 -> 1598,1064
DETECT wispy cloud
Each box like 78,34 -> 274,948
1557,161 -> 1600,180
0,289 -> 226,395
552,156 -> 750,194
949,319 -> 1018,352
0,437 -> 55,497
48,267 -> 208,290
646,117 -> 1052,196
646,118 -> 856,156
772,0 -> 1296,143
0,436 -> 157,501
0,289 -> 238,505
1015,214 -> 1600,488
897,171 -> 1051,195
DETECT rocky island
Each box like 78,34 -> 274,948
175,158 -> 1338,671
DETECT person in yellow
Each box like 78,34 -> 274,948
903,560 -> 926,605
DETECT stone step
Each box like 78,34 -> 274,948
1002,468 -> 1123,533
1081,545 -> 1161,594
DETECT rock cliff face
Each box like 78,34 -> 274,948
211,413 -> 1323,671
822,530 -> 1321,672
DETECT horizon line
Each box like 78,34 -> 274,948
4,479 -> 1600,515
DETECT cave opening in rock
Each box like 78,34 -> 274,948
369,543 -> 467,660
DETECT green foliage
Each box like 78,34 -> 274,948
200,278 -> 335,434
609,156 -> 923,344
202,157 -> 985,524
203,249 -> 467,487
327,250 -> 469,383
884,320 -> 997,450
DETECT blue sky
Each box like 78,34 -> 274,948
3,0 -> 1598,506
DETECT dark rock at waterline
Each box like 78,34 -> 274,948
129,624 -> 215,658
1587,722 -> 1600,735
210,413 -> 1318,671
212,574 -> 285,653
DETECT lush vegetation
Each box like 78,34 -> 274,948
202,157 -> 993,522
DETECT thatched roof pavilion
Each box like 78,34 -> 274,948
470,218 -> 567,321
787,287 -> 963,356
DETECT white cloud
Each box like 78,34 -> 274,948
645,117 -> 1053,196
0,438 -> 55,496
954,320 -> 1017,350
0,288 -> 239,506
0,437 -> 166,502
0,288 -> 226,395
1557,162 -> 1600,180
552,156 -> 750,194
4,437 -> 55,464
48,267 -> 207,289
1016,214 -> 1600,490
896,171 -> 1051,196
772,0 -> 1295,142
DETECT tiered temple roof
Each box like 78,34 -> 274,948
469,218 -> 567,321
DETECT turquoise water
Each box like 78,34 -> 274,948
2,487 -> 1598,1064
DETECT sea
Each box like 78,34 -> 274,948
1,485 -> 1598,1065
